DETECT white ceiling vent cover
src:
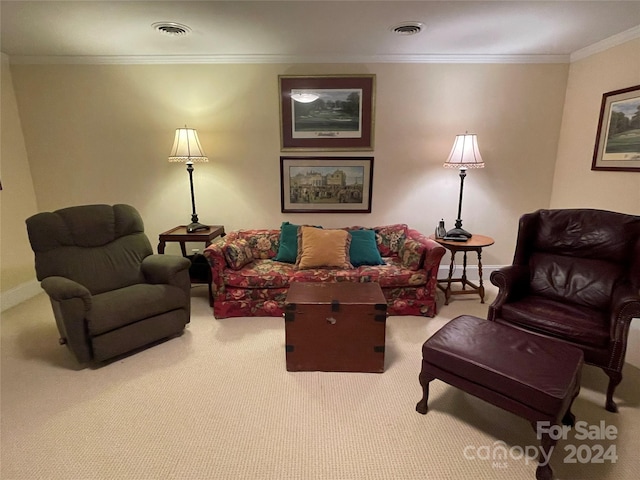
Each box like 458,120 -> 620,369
152,22 -> 192,36
390,22 -> 424,35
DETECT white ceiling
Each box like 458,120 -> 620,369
2,1 -> 640,64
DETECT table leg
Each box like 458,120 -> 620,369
477,248 -> 485,303
461,251 -> 468,289
444,251 -> 456,305
158,241 -> 166,254
179,242 -> 187,257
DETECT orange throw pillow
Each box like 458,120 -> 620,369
296,226 -> 353,270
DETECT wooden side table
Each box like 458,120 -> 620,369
158,225 -> 226,306
429,234 -> 495,305
158,225 -> 226,255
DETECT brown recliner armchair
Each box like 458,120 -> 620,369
26,204 -> 192,364
489,208 -> 640,412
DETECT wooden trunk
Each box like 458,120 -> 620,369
284,282 -> 387,373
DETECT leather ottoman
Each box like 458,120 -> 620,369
416,315 -> 583,480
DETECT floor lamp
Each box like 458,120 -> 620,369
443,132 -> 485,239
168,127 -> 209,233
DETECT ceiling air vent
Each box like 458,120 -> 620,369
390,22 -> 424,36
152,22 -> 192,37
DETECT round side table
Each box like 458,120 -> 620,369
429,234 -> 495,305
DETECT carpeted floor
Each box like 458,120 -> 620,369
1,285 -> 639,480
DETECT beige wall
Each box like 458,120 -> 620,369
8,62 -> 568,271
551,38 -> 640,213
0,35 -> 636,309
6,37 -> 637,306
0,53 -> 39,296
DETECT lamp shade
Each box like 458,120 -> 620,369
444,133 -> 484,169
168,128 -> 208,162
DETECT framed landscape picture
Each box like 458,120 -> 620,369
280,156 -> 374,213
279,75 -> 376,151
592,84 -> 640,172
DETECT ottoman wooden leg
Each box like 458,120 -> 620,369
416,370 -> 436,415
532,423 -> 558,480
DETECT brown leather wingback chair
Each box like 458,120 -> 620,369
26,204 -> 192,364
488,208 -> 640,412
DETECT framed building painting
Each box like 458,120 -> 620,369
280,156 -> 374,213
279,75 -> 376,151
592,84 -> 640,172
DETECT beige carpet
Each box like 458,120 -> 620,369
1,285 -> 639,480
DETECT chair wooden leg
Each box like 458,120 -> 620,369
561,409 -> 576,427
605,370 -> 622,413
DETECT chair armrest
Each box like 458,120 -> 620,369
141,254 -> 191,286
41,276 -> 92,308
488,265 -> 530,320
610,283 -> 640,342
40,276 -> 93,363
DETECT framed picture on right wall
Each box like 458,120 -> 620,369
592,84 -> 640,172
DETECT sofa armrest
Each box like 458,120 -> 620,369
203,242 -> 228,294
405,229 -> 446,272
488,265 -> 530,320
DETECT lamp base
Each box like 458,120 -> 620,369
444,227 -> 472,240
186,221 -> 209,233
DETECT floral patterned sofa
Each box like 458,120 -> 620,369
203,223 -> 446,319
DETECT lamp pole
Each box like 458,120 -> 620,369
455,167 -> 467,231
187,161 -> 198,223
186,161 -> 208,232
446,167 -> 472,238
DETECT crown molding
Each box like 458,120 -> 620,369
570,25 -> 640,63
5,25 -> 639,66
7,53 -> 569,66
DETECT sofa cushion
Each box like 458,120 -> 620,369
374,224 -> 408,257
399,237 -> 425,270
296,226 -> 353,270
292,268 -> 363,283
222,239 -> 254,270
224,259 -> 294,288
349,229 -> 385,267
358,258 -> 427,287
234,230 -> 280,259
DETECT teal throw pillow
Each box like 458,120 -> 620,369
274,222 -> 300,263
274,222 -> 323,263
349,229 -> 385,267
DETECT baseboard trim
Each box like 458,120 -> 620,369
1,279 -> 43,312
